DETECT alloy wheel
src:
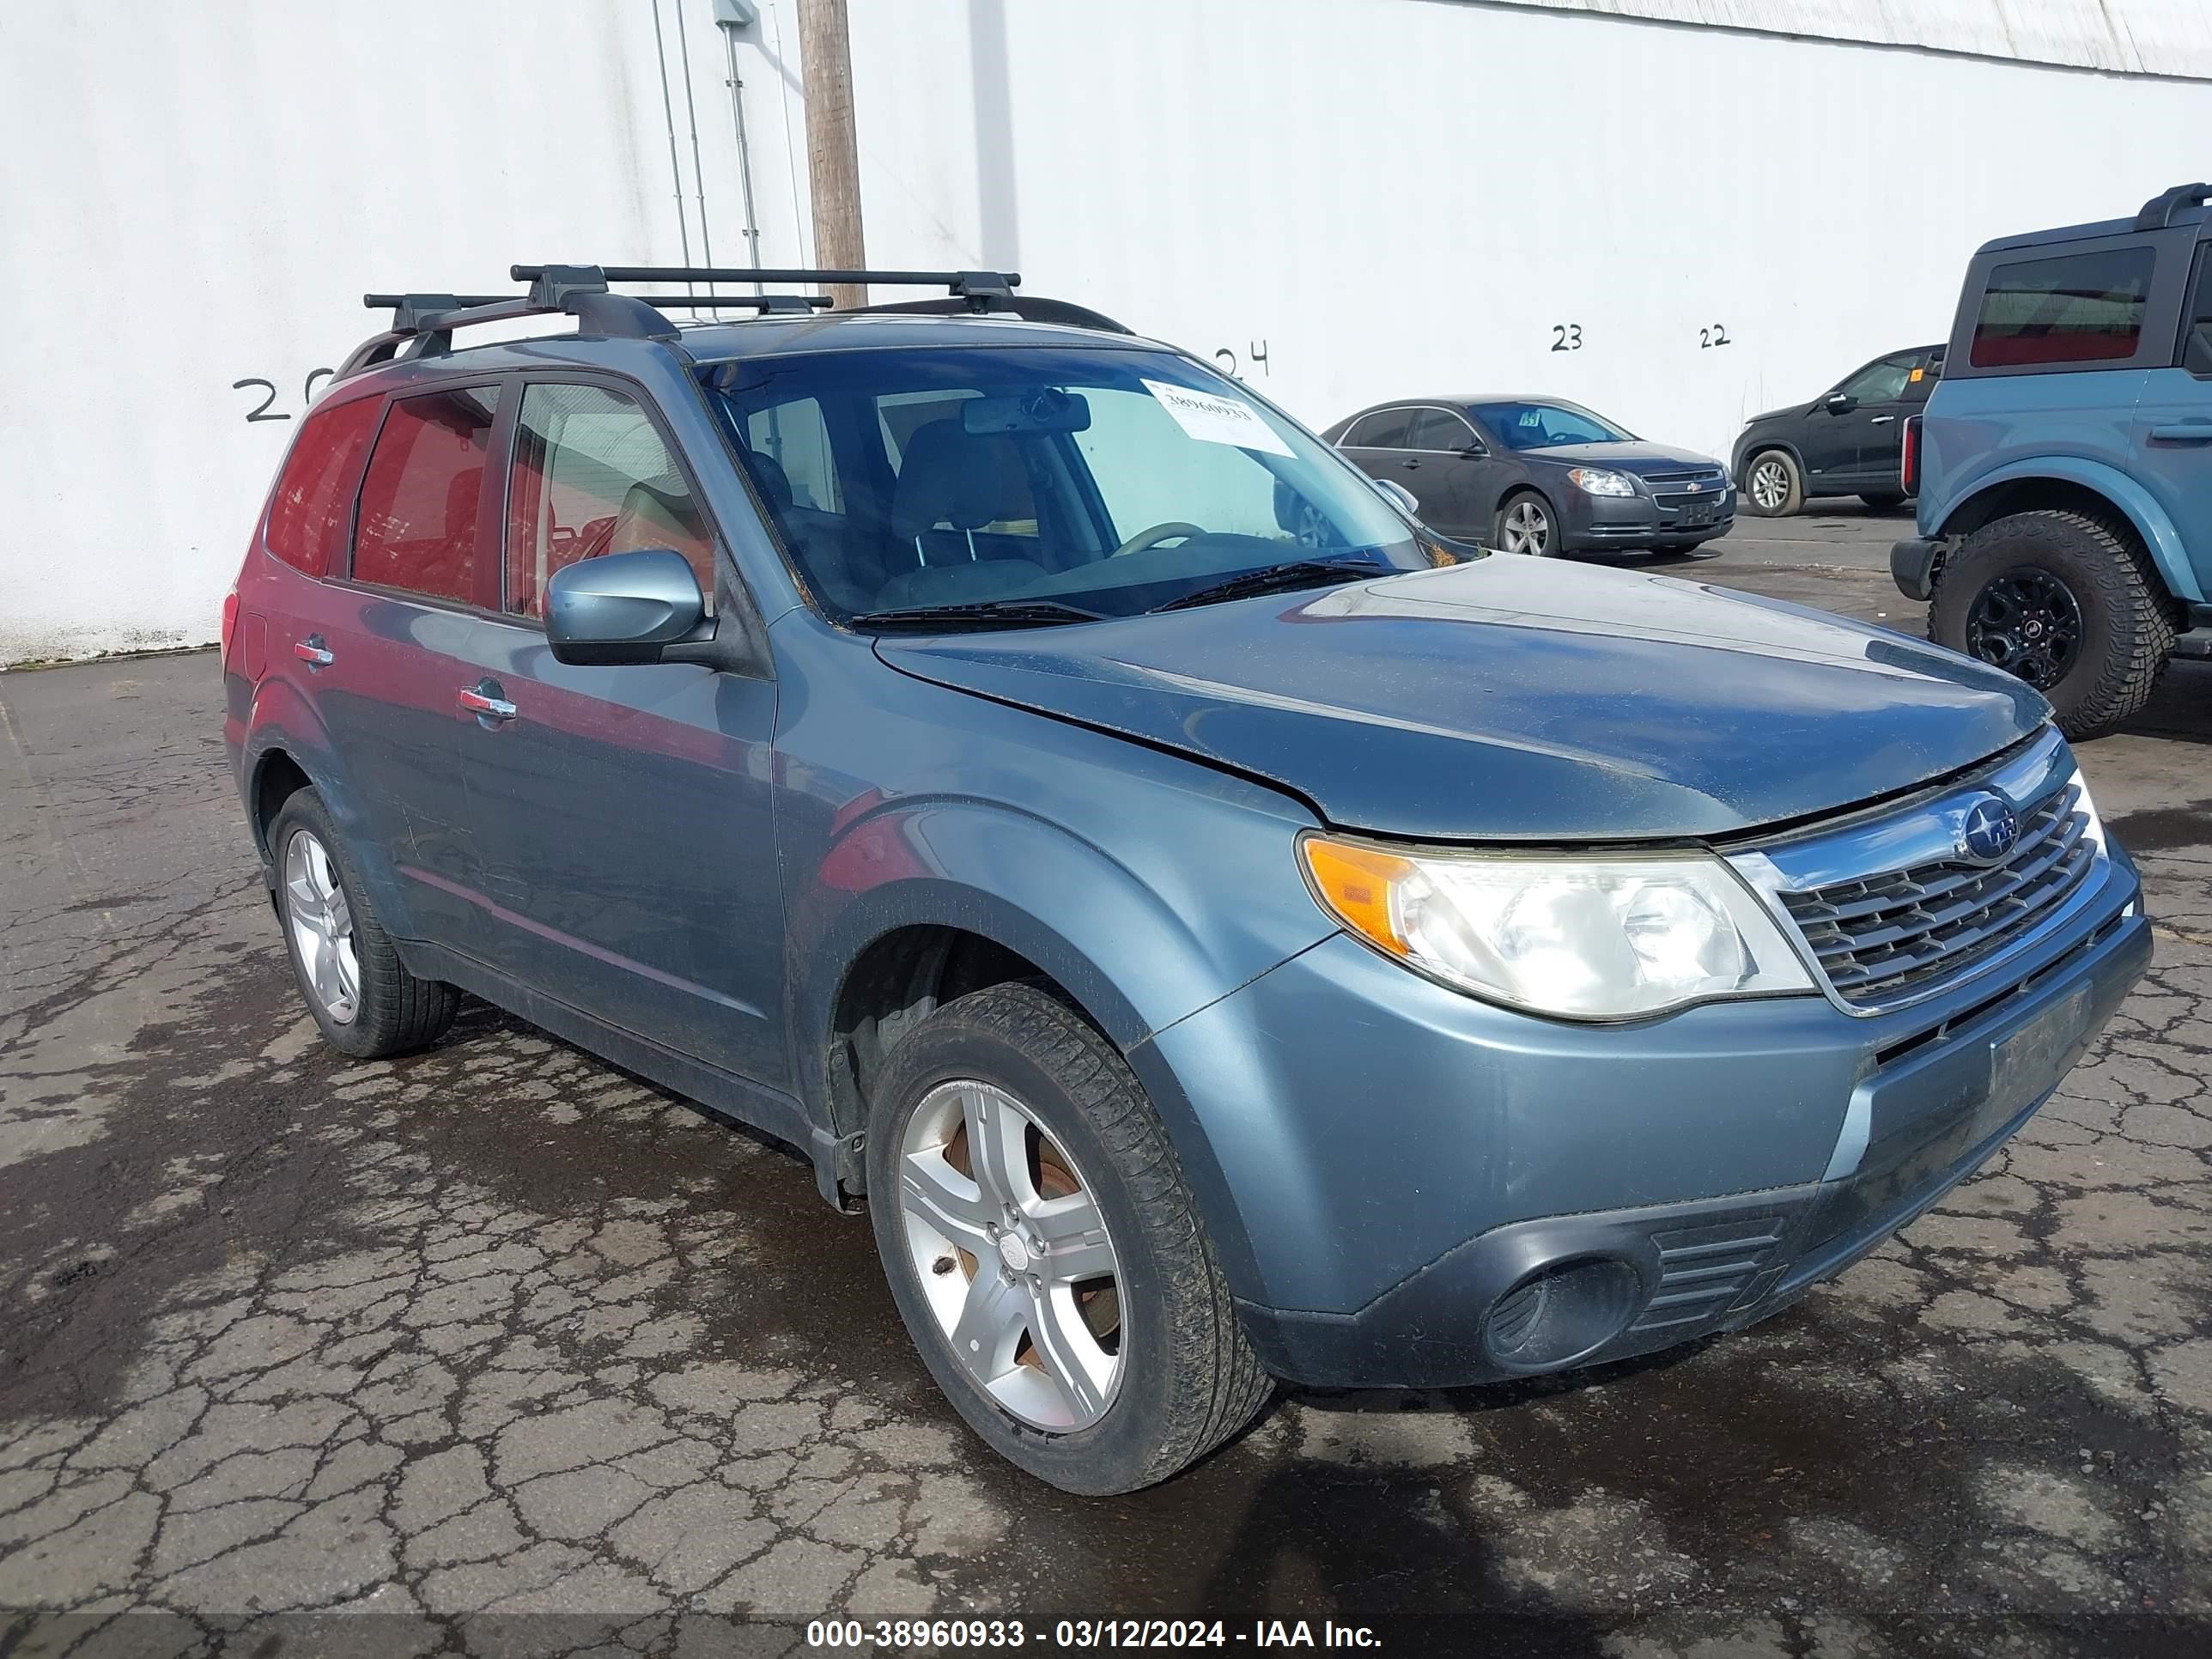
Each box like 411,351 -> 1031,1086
1749,458 -> 1792,513
283,828 -> 361,1024
1965,568 -> 2084,690
1501,499 -> 1551,555
897,1079 -> 1124,1431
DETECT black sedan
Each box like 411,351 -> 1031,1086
1324,398 -> 1734,557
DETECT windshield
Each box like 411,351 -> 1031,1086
1469,400 -> 1636,451
700,345 -> 1424,623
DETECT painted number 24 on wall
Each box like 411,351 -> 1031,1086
234,368 -> 336,422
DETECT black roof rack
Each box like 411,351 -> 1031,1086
338,263 -> 1122,381
2136,182 -> 2212,230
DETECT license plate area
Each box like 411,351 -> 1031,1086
1672,502 -> 1715,526
1980,982 -> 2097,1139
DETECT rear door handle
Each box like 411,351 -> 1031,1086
293,636 -> 334,668
458,686 -> 518,722
2149,422 -> 2212,442
1398,458 -> 1422,470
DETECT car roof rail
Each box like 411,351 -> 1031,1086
336,264 -> 1030,383
854,294 -> 1134,334
2134,182 -> 2212,230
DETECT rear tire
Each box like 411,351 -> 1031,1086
1743,450 -> 1803,517
270,790 -> 459,1059
866,982 -> 1271,1494
1928,508 -> 2177,739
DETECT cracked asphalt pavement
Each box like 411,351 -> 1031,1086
3,532 -> 2210,1656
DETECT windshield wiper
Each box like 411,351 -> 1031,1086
1152,556 -> 1396,613
850,598 -> 1108,631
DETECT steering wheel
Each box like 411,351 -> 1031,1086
1109,521 -> 1206,558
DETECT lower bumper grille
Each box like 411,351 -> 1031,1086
1779,783 -> 2094,1007
1627,1212 -> 1790,1336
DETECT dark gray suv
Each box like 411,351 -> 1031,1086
222,264 -> 2147,1493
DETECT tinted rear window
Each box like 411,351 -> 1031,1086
1970,247 -> 2155,369
264,397 -> 380,575
352,386 -> 503,602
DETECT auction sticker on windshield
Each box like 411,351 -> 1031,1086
1142,378 -> 1293,457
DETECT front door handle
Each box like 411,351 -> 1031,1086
1869,416 -> 1897,426
459,685 -> 518,722
2149,422 -> 2212,442
293,636 -> 334,668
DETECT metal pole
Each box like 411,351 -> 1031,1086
649,0 -> 696,293
797,0 -> 866,309
720,16 -> 764,292
674,0 -> 718,298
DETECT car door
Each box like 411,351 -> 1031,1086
448,374 -> 788,1089
1808,354 -> 1918,491
1400,407 -> 1491,537
2131,240 -> 2212,586
302,384 -> 504,949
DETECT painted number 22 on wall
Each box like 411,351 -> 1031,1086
233,368 -> 336,422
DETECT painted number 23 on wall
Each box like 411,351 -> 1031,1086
233,368 -> 336,422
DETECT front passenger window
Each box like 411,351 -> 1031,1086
505,384 -> 715,620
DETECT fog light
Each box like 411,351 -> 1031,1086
1483,1259 -> 1642,1372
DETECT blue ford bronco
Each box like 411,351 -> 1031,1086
225,263 -> 2148,1492
1893,181 -> 2212,736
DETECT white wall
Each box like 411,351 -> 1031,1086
848,0 -> 2212,471
0,0 -> 808,665
4,0 -> 2209,664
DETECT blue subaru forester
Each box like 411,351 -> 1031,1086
222,264 -> 2149,1492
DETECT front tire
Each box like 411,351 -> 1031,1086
270,790 -> 459,1059
1494,490 -> 1558,556
866,983 -> 1271,1494
1743,450 -> 1803,517
1928,508 -> 2177,739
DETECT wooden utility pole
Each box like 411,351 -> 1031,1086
798,0 -> 866,307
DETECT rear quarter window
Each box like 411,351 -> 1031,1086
1970,246 -> 2156,369
264,397 -> 381,575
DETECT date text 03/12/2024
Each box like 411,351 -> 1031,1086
805,1619 -> 1384,1649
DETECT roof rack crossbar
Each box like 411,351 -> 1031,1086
2136,182 -> 2212,230
512,264 -> 1021,313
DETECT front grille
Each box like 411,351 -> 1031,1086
1778,784 -> 2094,1008
1645,467 -> 1726,485
1655,490 -> 1727,511
1627,1212 -> 1790,1336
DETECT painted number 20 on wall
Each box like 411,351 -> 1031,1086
233,368 -> 336,422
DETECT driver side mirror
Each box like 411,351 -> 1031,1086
1457,440 -> 1489,459
546,550 -> 711,666
1824,392 -> 1856,413
1371,477 -> 1422,518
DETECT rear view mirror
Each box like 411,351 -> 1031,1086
963,389 -> 1091,435
1459,441 -> 1489,459
1825,393 -> 1856,413
546,550 -> 708,666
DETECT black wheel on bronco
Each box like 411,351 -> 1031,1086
1929,508 -> 2177,739
865,982 -> 1271,1493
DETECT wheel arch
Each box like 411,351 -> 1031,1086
1933,461 -> 2201,605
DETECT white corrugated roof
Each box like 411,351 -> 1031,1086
1483,0 -> 2212,79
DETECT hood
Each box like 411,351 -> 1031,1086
876,559 -> 2048,842
1741,404 -> 1805,429
1523,441 -> 1721,474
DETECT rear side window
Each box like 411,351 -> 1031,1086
1405,408 -> 1477,450
264,397 -> 380,575
1344,409 -> 1412,447
1970,247 -> 2156,369
506,383 -> 716,619
352,386 -> 503,602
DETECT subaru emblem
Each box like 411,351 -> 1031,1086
1958,796 -> 2021,865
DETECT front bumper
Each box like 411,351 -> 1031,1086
1562,483 -> 1736,551
1892,535 -> 1943,599
1134,849 -> 2147,1389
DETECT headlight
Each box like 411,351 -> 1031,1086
1301,836 -> 1814,1019
1566,467 -> 1637,498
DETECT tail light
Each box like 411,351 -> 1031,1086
1900,414 -> 1922,496
220,586 -> 240,671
